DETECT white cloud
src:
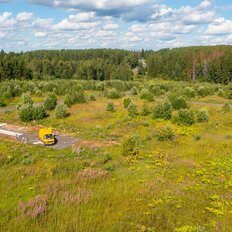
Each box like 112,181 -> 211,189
34,31 -> 48,37
0,12 -> 16,28
204,18 -> 232,35
103,23 -> 119,30
16,12 -> 33,21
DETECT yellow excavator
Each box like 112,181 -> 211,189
39,128 -> 55,145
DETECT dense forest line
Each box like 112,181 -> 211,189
0,46 -> 232,84
147,45 -> 232,84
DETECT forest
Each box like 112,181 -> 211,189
0,46 -> 232,84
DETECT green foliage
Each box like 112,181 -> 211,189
183,87 -> 196,98
127,102 -> 138,117
64,91 -> 86,107
140,103 -> 151,116
178,109 -> 195,126
55,103 -> 69,118
0,100 -> 6,107
197,86 -> 208,97
107,88 -> 120,99
168,95 -> 189,110
33,105 -> 48,120
222,103 -> 230,113
218,89 -> 225,98
153,101 -> 172,120
195,109 -> 209,123
123,97 -> 132,108
106,102 -> 115,112
121,134 -> 140,156
44,93 -> 57,110
140,88 -> 154,102
18,103 -> 34,122
157,126 -> 175,141
21,92 -> 33,105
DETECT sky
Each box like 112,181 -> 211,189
0,0 -> 232,51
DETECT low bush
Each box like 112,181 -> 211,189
168,95 -> 189,110
153,101 -> 172,120
222,103 -> 230,113
106,102 -> 115,112
55,103 -> 69,118
0,101 -> 6,107
197,86 -> 208,97
140,104 -> 151,116
44,93 -> 57,111
183,87 -> 196,98
218,89 -> 225,98
156,126 -> 175,141
33,105 -> 48,120
178,109 -> 195,126
121,134 -> 140,156
127,102 -> 138,117
18,103 -> 34,122
140,88 -> 154,102
64,91 -> 86,107
123,97 -> 132,108
107,88 -> 120,99
195,109 -> 209,123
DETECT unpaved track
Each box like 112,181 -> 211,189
0,124 -> 79,150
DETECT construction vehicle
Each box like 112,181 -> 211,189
39,128 -> 55,145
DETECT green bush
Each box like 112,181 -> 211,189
127,102 -> 138,117
123,97 -> 132,108
218,89 -> 225,98
222,103 -> 230,113
106,102 -> 115,112
121,134 -> 140,156
227,90 -> 232,99
89,95 -> 96,101
140,88 -> 154,102
18,103 -> 34,122
44,93 -> 57,111
178,109 -> 195,126
183,87 -> 196,98
33,105 -> 48,120
21,92 -> 33,105
55,103 -> 69,118
0,101 -> 6,107
157,126 -> 175,141
195,109 -> 209,123
64,92 -> 86,107
168,95 -> 189,110
153,101 -> 172,120
130,86 -> 138,95
197,86 -> 208,97
140,103 -> 151,116
107,88 -> 120,99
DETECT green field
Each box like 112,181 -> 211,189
0,79 -> 232,232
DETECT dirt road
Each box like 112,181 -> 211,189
0,124 -> 79,150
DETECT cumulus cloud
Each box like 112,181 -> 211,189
16,12 -> 33,21
204,18 -> 232,35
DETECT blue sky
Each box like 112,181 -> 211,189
0,0 -> 232,51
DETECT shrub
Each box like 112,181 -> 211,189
107,88 -> 120,99
222,103 -> 230,113
123,97 -> 132,108
127,102 -> 138,117
153,101 -> 172,120
157,126 -> 175,141
55,103 -> 69,118
89,95 -> 96,101
195,109 -> 209,123
183,87 -> 196,98
64,92 -> 86,107
18,103 -> 34,122
44,93 -> 57,111
35,89 -> 42,97
178,109 -> 195,126
0,101 -> 6,107
21,92 -> 33,105
197,86 -> 208,97
140,88 -> 154,102
96,82 -> 105,91
106,102 -> 115,112
150,85 -> 162,96
33,105 -> 48,120
140,103 -> 151,116
168,95 -> 189,110
130,86 -> 138,95
227,90 -> 232,99
121,134 -> 140,156
218,89 -> 225,98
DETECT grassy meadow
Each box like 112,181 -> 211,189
0,79 -> 232,232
